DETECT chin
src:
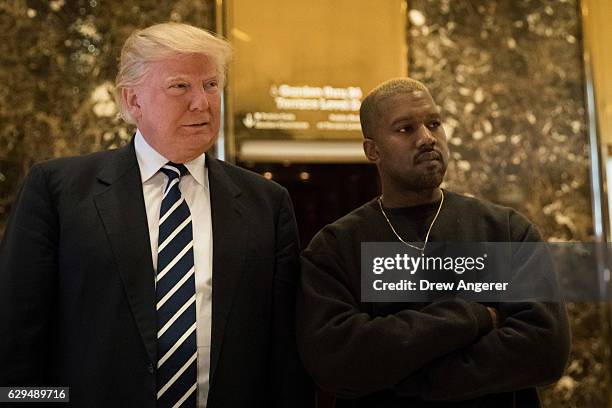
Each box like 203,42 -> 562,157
187,136 -> 216,153
404,173 -> 444,191
195,133 -> 218,150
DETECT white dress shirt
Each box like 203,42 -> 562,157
134,129 -> 212,407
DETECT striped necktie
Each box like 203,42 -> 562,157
156,162 -> 198,407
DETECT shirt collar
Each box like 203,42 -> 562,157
134,129 -> 208,188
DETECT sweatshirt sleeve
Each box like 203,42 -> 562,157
396,211 -> 571,401
296,227 -> 493,397
397,301 -> 570,401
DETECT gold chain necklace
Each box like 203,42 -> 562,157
377,190 -> 445,253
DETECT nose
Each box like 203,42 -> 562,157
189,87 -> 210,112
415,124 -> 436,148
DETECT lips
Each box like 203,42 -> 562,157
185,122 -> 209,127
416,150 -> 442,163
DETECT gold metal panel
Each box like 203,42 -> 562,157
582,0 -> 612,145
223,0 -> 406,162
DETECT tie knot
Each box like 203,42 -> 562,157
160,162 -> 189,180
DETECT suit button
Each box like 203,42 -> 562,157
147,363 -> 155,374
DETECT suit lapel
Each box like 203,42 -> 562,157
91,148 -> 249,378
93,142 -> 157,366
207,156 -> 248,381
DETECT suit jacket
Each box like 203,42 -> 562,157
0,141 -> 313,407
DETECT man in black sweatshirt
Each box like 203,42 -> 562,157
296,78 -> 570,407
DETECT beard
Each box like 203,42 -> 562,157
402,171 -> 444,190
385,163 -> 447,192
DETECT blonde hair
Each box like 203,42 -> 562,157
360,77 -> 431,139
114,22 -> 232,124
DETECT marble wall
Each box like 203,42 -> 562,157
0,0 -> 215,236
408,0 -> 606,406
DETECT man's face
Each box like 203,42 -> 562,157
363,90 -> 449,192
124,53 -> 221,163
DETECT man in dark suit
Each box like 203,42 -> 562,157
0,22 -> 313,407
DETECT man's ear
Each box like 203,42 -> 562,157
122,87 -> 142,122
363,138 -> 379,163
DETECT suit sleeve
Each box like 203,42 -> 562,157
296,226 -> 494,398
396,213 -> 571,401
0,163 -> 58,385
270,188 -> 315,407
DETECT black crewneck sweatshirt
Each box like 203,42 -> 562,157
297,190 -> 570,408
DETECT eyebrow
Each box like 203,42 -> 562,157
164,75 -> 189,83
391,113 -> 441,126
